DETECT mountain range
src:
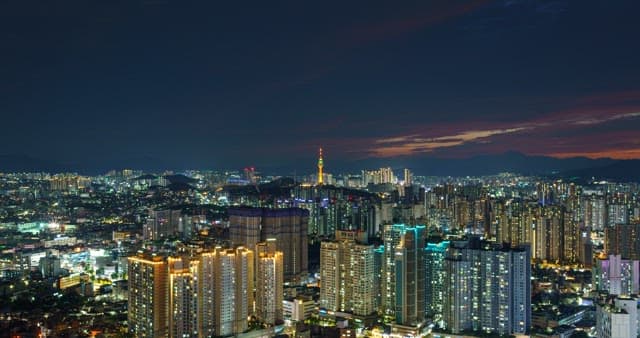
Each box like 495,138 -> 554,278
0,152 -> 638,182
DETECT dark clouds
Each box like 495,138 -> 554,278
0,0 -> 639,170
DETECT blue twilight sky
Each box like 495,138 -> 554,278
1,0 -> 639,170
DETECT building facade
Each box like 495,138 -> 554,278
255,240 -> 284,325
128,254 -> 169,337
443,238 -> 531,336
319,232 -> 377,316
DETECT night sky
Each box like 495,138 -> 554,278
1,1 -> 639,171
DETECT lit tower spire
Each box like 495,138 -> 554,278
317,147 -> 324,185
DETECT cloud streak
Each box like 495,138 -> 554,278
371,127 -> 529,157
359,90 -> 640,159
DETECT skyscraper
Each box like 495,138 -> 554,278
168,256 -> 198,338
228,207 -> 309,283
382,224 -> 403,316
495,199 -> 535,249
593,254 -> 640,295
319,241 -> 341,311
608,204 -> 629,227
443,239 -> 531,336
403,168 -> 412,186
583,193 -> 607,231
129,247 -> 260,338
319,231 -> 377,316
394,226 -> 426,326
144,209 -> 183,241
443,254 -> 472,334
425,241 -> 449,318
255,240 -> 284,325
596,296 -> 639,338
199,246 -> 254,337
373,246 -> 384,314
128,254 -> 169,337
381,224 -> 426,325
348,242 -> 377,316
261,208 -> 309,283
534,205 -> 564,263
605,223 -> 640,260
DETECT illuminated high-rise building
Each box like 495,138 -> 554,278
403,168 -> 412,186
534,206 -> 564,263
255,240 -> 284,325
381,224 -> 426,324
593,254 -> 640,295
608,204 -> 629,227
293,184 -> 380,238
228,207 -> 308,283
373,246 -> 384,313
319,231 -> 377,316
425,241 -> 449,318
583,193 -> 607,231
379,167 -> 395,184
394,225 -> 426,326
443,254 -> 472,334
168,256 -> 198,338
453,197 -> 471,230
319,241 -> 341,311
596,296 -> 639,338
563,210 -> 581,263
443,239 -> 531,336
128,254 -> 169,337
49,173 -> 90,192
347,242 -> 377,316
317,147 -> 324,185
144,209 -> 183,241
605,223 -> 640,260
495,199 -> 535,248
199,246 -> 254,337
382,224 -> 402,315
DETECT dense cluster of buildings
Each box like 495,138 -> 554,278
128,246 -> 265,337
2,152 -> 640,337
318,228 -> 532,336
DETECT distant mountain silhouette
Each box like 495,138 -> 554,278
1,152 -> 638,181
331,151 -> 616,177
166,182 -> 194,192
557,160 -> 640,182
134,174 -> 158,180
164,174 -> 197,185
259,177 -> 297,188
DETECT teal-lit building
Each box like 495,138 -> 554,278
383,223 -> 426,326
425,240 -> 450,319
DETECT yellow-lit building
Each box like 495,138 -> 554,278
199,246 -> 254,337
168,256 -> 199,338
320,233 -> 377,316
255,239 -> 284,325
128,254 -> 168,337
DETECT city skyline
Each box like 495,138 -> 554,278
1,163 -> 640,336
3,2 -> 640,337
1,1 -> 640,170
